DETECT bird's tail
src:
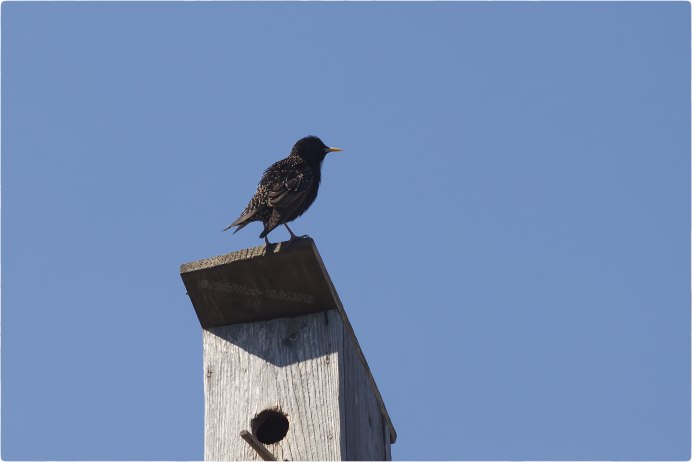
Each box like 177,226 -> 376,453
222,222 -> 250,233
222,209 -> 258,233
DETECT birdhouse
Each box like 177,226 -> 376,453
180,238 -> 397,461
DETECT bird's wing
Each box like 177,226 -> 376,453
267,166 -> 313,211
264,166 -> 314,232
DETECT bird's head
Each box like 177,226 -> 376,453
290,135 -> 342,164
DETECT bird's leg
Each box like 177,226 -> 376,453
284,223 -> 299,241
261,221 -> 274,250
284,223 -> 309,241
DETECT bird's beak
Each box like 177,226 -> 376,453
327,147 -> 343,152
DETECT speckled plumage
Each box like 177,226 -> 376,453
224,136 -> 342,245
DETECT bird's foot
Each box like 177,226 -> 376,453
283,234 -> 310,249
281,224 -> 310,249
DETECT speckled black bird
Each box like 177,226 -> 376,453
223,136 -> 343,246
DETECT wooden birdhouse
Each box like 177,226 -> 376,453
180,238 -> 396,461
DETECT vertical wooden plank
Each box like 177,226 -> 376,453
203,310 -> 344,461
340,322 -> 389,461
383,422 -> 392,461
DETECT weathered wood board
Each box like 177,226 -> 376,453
341,320 -> 392,461
181,239 -> 396,460
204,311 -> 343,461
203,310 -> 391,461
181,239 -> 337,327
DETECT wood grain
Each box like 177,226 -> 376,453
181,238 -> 337,328
204,311 -> 343,461
340,323 -> 390,460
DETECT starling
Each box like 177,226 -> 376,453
223,136 -> 343,246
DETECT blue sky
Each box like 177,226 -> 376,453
2,1 -> 689,460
